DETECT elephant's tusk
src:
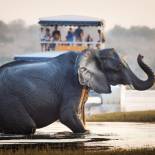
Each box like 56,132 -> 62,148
79,86 -> 89,125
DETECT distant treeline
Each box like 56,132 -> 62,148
0,20 -> 155,75
0,19 -> 39,63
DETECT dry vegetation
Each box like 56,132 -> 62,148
87,110 -> 155,122
0,147 -> 155,155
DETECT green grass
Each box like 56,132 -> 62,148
87,110 -> 155,122
0,148 -> 155,155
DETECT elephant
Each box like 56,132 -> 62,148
0,48 -> 154,135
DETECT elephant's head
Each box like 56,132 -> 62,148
77,48 -> 154,93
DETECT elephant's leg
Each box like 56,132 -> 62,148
3,114 -> 36,135
59,108 -> 87,133
0,96 -> 36,135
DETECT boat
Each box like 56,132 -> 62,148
14,15 -> 105,104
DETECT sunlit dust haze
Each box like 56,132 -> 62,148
0,0 -> 155,30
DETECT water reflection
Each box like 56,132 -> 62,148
0,122 -> 155,149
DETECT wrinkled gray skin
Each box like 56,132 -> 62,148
0,48 -> 154,135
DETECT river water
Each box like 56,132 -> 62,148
0,122 -> 155,150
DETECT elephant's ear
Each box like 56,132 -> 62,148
78,66 -> 111,94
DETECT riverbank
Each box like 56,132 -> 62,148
87,110 -> 155,122
0,147 -> 155,155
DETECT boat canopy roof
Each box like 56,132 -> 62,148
39,15 -> 104,27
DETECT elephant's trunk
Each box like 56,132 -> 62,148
128,55 -> 154,90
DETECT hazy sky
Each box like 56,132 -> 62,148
0,0 -> 155,30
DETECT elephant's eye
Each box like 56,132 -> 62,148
80,67 -> 86,72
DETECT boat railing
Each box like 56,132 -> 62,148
40,41 -> 104,51
40,41 -> 102,45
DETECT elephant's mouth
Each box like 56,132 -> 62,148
106,71 -> 132,87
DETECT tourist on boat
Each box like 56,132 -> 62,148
74,26 -> 84,42
44,28 -> 51,51
66,27 -> 74,43
52,25 -> 61,41
40,27 -> 46,51
50,25 -> 61,50
97,29 -> 105,43
85,34 -> 93,48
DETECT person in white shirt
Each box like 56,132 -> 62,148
97,29 -> 105,43
96,29 -> 105,49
